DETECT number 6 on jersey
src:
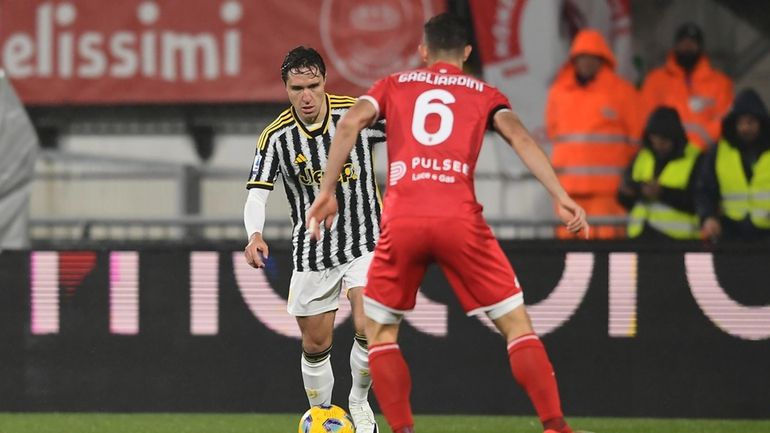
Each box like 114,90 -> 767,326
411,89 -> 455,146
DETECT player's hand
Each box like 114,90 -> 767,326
306,190 -> 338,241
556,196 -> 590,239
701,217 -> 721,242
244,232 -> 269,268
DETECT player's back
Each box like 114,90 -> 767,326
363,62 -> 511,220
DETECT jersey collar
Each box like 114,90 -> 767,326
292,94 -> 331,139
430,61 -> 463,74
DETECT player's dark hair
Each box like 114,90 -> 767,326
280,46 -> 326,83
423,13 -> 468,54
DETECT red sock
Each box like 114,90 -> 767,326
368,343 -> 414,432
507,334 -> 571,433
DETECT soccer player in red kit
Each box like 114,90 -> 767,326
307,13 -> 588,433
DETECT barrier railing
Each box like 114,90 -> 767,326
29,216 -> 629,246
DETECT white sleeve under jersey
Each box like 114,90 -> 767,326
244,188 -> 269,238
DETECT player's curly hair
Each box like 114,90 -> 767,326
280,46 -> 326,83
423,13 -> 468,54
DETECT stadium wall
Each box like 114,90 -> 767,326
1,242 -> 768,417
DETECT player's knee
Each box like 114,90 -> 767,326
365,318 -> 398,346
352,320 -> 366,337
492,305 -> 533,340
347,288 -> 367,332
302,332 -> 333,354
302,343 -> 333,364
351,310 -> 368,336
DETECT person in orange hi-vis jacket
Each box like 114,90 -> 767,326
641,23 -> 733,150
546,29 -> 643,239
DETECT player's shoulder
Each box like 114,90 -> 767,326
260,107 -> 293,132
328,94 -> 358,109
256,107 -> 294,149
470,75 -> 507,103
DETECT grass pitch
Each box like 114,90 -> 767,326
0,413 -> 768,433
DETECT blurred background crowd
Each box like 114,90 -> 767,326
1,0 -> 770,249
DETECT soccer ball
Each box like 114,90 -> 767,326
298,404 -> 356,433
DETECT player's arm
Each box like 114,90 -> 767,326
492,110 -> 589,237
243,124 -> 281,268
306,100 -> 378,240
243,188 -> 270,268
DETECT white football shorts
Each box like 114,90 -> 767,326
287,251 -> 373,317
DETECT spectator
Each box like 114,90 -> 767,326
641,23 -> 733,149
546,29 -> 642,239
697,89 -> 770,242
619,107 -> 703,240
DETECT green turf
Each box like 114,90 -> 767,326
0,413 -> 768,433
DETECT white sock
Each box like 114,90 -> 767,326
348,335 -> 372,404
301,350 -> 334,407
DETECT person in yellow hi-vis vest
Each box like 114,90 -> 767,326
697,89 -> 770,241
618,107 -> 704,240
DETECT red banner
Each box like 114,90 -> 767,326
469,0 -> 528,70
0,0 -> 443,104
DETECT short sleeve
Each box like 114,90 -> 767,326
486,86 -> 513,129
246,129 -> 281,190
360,76 -> 391,121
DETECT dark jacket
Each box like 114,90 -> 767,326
695,88 -> 770,240
618,107 -> 703,239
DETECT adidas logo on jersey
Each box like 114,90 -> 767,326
294,153 -> 309,165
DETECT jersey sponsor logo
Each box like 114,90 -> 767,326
319,0 -> 433,87
408,157 -> 470,185
299,162 -> 359,186
389,161 -> 407,186
411,157 -> 470,175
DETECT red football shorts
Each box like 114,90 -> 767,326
364,216 -> 523,323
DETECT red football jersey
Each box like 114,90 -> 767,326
362,62 -> 511,220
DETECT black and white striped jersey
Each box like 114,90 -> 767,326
247,94 -> 385,272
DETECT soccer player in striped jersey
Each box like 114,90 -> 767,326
243,47 -> 383,433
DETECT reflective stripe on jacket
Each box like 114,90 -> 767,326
628,144 -> 701,239
716,140 -> 770,228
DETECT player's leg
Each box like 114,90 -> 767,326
343,253 -> 375,404
342,253 -> 378,432
493,307 -> 572,433
366,313 -> 413,433
288,268 -> 345,407
434,217 -> 571,433
363,219 -> 428,433
345,286 -> 378,432
296,312 -> 336,406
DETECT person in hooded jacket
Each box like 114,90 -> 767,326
546,29 -> 642,239
618,107 -> 703,240
697,89 -> 770,241
641,23 -> 733,149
